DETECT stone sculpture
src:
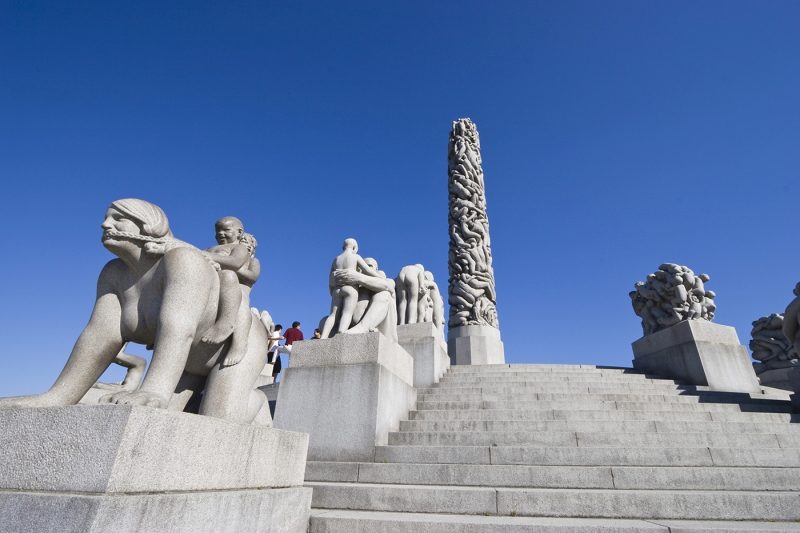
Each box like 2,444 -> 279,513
0,199 -> 272,424
751,314 -> 798,371
630,263 -> 716,336
395,264 -> 444,329
320,239 -> 397,342
447,118 -> 499,329
783,283 -> 800,356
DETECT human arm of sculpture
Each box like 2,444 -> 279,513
356,256 -> 382,278
333,269 -> 393,294
237,257 -> 260,285
206,244 -> 250,271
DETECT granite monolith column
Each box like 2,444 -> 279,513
447,118 -> 504,364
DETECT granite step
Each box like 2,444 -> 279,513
398,418 -> 800,434
415,399 -> 792,413
374,445 -> 800,467
438,374 -> 679,384
417,391 -> 786,404
387,430 -> 791,447
308,510 -> 800,532
306,462 -> 800,491
408,408 -> 797,422
307,482 -> 800,520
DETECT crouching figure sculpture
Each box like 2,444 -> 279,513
0,198 -> 271,424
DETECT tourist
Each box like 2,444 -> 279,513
312,328 -> 321,340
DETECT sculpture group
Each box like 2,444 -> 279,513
629,263 -> 717,336
0,199 -> 272,424
318,240 -> 445,343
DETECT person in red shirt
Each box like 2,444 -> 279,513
284,321 -> 304,346
272,321 -> 303,379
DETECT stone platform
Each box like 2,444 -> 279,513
448,324 -> 505,365
0,405 -> 311,533
273,332 -> 416,462
632,320 -> 760,393
397,322 -> 449,388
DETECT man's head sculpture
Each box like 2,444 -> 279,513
108,198 -> 172,238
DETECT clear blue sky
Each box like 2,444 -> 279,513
1,1 -> 798,395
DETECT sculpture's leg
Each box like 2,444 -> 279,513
336,286 -> 360,334
222,298 -> 253,366
407,277 -> 420,324
397,284 -> 408,325
201,314 -> 269,423
346,291 -> 392,335
320,290 -> 343,339
200,270 -> 240,344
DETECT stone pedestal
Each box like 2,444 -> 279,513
755,365 -> 796,392
631,320 -> 760,393
448,324 -> 505,365
0,405 -> 311,533
398,322 -> 450,388
273,332 -> 416,462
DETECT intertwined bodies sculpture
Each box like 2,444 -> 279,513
0,199 -> 271,424
630,263 -> 716,336
447,118 -> 499,328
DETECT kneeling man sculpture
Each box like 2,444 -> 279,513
0,198 -> 271,424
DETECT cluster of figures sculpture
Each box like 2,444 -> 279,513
0,199 -> 448,426
447,118 -> 499,329
750,313 -> 799,378
629,263 -> 717,336
318,239 -> 445,342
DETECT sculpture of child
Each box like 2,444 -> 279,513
200,216 -> 258,366
320,238 -> 381,338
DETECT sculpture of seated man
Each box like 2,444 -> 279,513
0,199 -> 271,424
323,257 -> 398,343
320,238 -> 382,338
200,217 -> 259,367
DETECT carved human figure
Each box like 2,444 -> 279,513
751,314 -> 797,374
200,217 -> 259,367
320,238 -> 382,338
631,264 -> 716,336
783,283 -> 800,356
0,199 -> 271,424
395,264 -> 427,325
323,257 -> 398,342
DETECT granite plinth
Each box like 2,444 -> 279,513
0,405 -> 311,533
398,322 -> 450,388
632,320 -> 760,393
448,324 -> 505,365
273,333 -> 416,461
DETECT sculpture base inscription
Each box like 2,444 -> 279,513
0,405 -> 311,533
631,320 -> 760,393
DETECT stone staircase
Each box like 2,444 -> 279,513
305,364 -> 800,532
